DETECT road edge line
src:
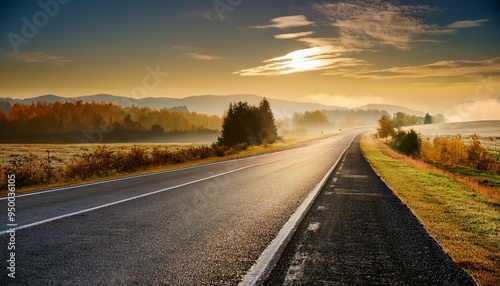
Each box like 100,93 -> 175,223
238,133 -> 359,286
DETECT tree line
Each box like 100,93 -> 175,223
0,100 -> 222,136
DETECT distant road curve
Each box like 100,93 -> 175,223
1,130 -> 365,285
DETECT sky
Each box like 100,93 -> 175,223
0,0 -> 499,120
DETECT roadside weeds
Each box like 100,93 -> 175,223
0,133 -> 336,197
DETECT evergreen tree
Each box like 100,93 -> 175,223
258,98 -> 277,143
218,99 -> 278,147
424,113 -> 433,124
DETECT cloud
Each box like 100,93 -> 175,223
249,15 -> 314,29
185,52 -> 221,61
234,46 -> 367,76
171,45 -> 195,50
6,52 -> 71,66
274,31 -> 315,40
299,93 -> 388,108
237,1 -> 494,78
340,58 -> 500,80
447,19 -> 490,29
312,0 -> 443,50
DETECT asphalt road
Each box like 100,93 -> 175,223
0,130 -> 362,285
266,134 -> 476,285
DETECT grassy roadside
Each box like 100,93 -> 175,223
0,132 -> 337,197
360,133 -> 500,286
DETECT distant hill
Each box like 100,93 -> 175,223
356,104 -> 425,117
1,94 -> 427,119
0,94 -> 346,118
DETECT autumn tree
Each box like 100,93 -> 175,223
392,112 -> 419,128
293,110 -> 330,128
377,115 -> 395,140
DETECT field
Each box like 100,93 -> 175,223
405,120 -> 500,150
0,132 -> 338,194
0,143 -> 205,168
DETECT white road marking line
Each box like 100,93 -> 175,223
239,132 -> 360,286
317,206 -> 326,211
0,166 -> 255,235
0,151 -> 307,235
325,191 -> 333,195
332,178 -> 338,183
307,222 -> 321,231
0,146 -> 303,200
283,246 -> 308,285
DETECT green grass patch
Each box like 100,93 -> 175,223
488,149 -> 500,160
444,166 -> 500,188
361,133 -> 500,286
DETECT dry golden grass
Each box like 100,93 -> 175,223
361,133 -> 500,286
0,132 -> 336,196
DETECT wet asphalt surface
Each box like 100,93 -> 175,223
265,134 -> 476,285
0,131 -> 360,285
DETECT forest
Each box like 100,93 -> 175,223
0,100 -> 222,142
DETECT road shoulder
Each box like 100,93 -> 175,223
266,133 -> 475,285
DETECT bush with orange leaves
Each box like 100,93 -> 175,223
420,134 -> 499,174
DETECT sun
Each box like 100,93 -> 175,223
281,47 -> 332,74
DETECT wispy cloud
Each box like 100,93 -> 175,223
274,31 -> 315,40
234,46 -> 367,76
236,1 -> 494,78
312,0 -> 440,50
447,19 -> 490,29
172,45 -> 221,61
249,15 -> 314,29
171,45 -> 195,50
6,52 -> 71,66
339,58 -> 500,79
185,52 -> 221,61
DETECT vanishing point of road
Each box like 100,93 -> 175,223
0,130 -> 474,285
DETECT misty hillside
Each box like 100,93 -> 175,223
0,94 -> 426,119
0,94 -> 346,118
356,104 -> 426,117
